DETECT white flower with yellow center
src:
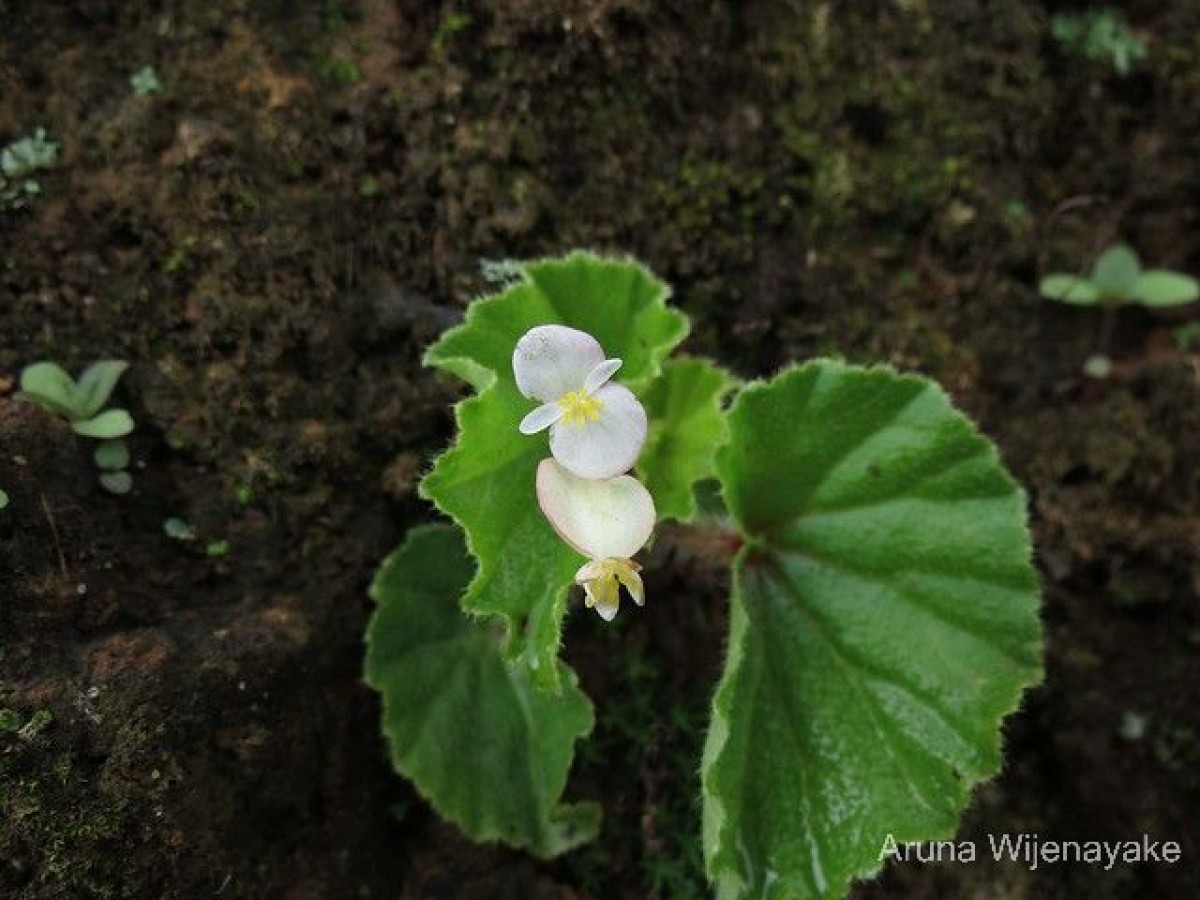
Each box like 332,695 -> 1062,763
514,324 -> 648,480
535,458 -> 655,621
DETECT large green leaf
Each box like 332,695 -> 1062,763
364,524 -> 600,856
703,361 -> 1043,899
638,357 -> 736,521
421,252 -> 688,687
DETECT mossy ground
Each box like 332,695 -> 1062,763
2,1 -> 1198,897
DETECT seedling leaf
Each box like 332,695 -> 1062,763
99,471 -> 133,494
18,361 -> 77,416
1132,271 -> 1199,308
72,360 -> 129,419
73,409 -> 134,439
1091,244 -> 1140,299
94,439 -> 130,471
1038,274 -> 1100,305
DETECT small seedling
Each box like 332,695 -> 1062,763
129,66 -> 162,95
1040,244 -> 1199,309
1052,10 -> 1146,75
163,517 -> 196,541
0,488 -> 8,509
18,360 -> 136,494
1,128 -> 58,209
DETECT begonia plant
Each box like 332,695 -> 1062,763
365,252 -> 1043,898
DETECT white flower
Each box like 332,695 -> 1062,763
535,458 -> 655,621
513,324 -> 647,480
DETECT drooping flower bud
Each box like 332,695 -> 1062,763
535,458 -> 655,621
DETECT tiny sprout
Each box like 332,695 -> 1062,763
1,128 -> 58,209
1083,354 -> 1113,380
1052,10 -> 1146,76
1040,245 -> 1199,309
206,540 -> 231,557
99,471 -> 133,495
163,517 -> 196,541
130,66 -> 162,96
0,488 -> 9,509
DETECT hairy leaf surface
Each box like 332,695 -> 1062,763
365,525 -> 599,856
703,361 -> 1042,899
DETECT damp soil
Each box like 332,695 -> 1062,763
2,2 -> 1198,898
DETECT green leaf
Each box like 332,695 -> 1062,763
365,524 -> 599,856
72,409 -> 134,439
18,361 -> 77,417
94,439 -> 130,471
638,357 -> 736,521
0,489 -> 9,510
1132,270 -> 1199,308
422,252 -> 688,686
1090,244 -> 1140,299
703,361 -> 1043,899
72,360 -> 129,419
1038,274 -> 1100,305
98,471 -> 133,495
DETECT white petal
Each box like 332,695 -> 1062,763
582,358 -> 622,394
615,565 -> 645,607
536,458 -> 655,560
518,402 -> 563,435
549,383 -> 647,479
512,325 -> 604,402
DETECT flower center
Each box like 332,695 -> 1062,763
558,389 -> 603,426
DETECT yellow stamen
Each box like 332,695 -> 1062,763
558,389 -> 603,427
577,558 -> 644,621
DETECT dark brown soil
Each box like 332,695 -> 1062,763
2,2 -> 1197,898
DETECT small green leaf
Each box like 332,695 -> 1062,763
1038,274 -> 1100,305
422,252 -> 688,687
18,361 -> 77,417
94,439 -> 130,471
1091,244 -> 1140,299
1082,354 -> 1112,379
703,361 -> 1043,899
1132,271 -> 1199,308
98,471 -> 132,494
163,517 -> 195,540
72,360 -> 129,419
72,409 -> 134,439
365,524 -> 599,856
638,357 -> 736,521
0,489 -> 9,509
